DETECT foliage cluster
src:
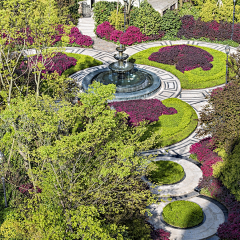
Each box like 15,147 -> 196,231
160,10 -> 182,37
108,9 -> 125,31
146,160 -> 185,185
151,228 -> 171,240
109,99 -> 177,126
162,201 -> 204,228
93,1 -> 119,27
148,45 -> 213,73
189,138 -> 223,177
141,98 -> 198,148
129,0 -> 161,36
177,15 -> 240,44
177,2 -> 200,20
129,45 -> 227,89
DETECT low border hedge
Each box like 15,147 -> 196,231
147,160 -> 185,185
129,45 -> 229,89
162,200 -> 204,228
141,98 -> 198,148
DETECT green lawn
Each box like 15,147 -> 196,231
141,98 -> 198,148
129,45 -> 229,89
147,160 -> 185,185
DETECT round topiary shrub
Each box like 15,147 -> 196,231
147,160 -> 184,185
162,201 -> 204,228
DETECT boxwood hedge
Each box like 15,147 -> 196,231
141,98 -> 198,148
129,45 -> 229,89
162,200 -> 204,228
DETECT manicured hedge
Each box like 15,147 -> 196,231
162,201 -> 204,228
129,45 -> 228,89
62,53 -> 103,76
147,160 -> 184,185
141,98 -> 198,148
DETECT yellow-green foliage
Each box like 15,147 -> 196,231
212,161 -> 224,178
108,9 -> 124,31
141,98 -> 198,148
200,0 -> 240,23
129,45 -> 229,89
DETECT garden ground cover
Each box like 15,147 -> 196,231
147,160 -> 184,185
129,45 -> 229,89
162,200 -> 204,228
141,98 -> 198,148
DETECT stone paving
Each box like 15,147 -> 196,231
25,40 -> 238,239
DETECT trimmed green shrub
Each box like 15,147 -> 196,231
62,53 -> 103,76
162,201 -> 204,228
129,0 -> 161,36
141,98 -> 198,148
177,2 -> 200,20
160,10 -> 181,37
147,161 -> 184,185
129,45 -> 228,89
108,9 -> 125,31
93,1 -> 119,27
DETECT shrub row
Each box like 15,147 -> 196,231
189,138 -> 240,239
178,15 -> 240,44
96,21 -> 164,46
109,99 -> 177,126
148,45 -> 213,73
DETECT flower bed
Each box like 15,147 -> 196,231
177,15 -> 240,44
109,99 -> 177,126
96,21 -> 164,46
147,160 -> 184,185
129,45 -> 227,89
148,45 -> 213,73
141,98 -> 198,148
162,201 -> 204,228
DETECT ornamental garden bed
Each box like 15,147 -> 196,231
162,200 -> 204,228
146,160 -> 185,185
129,45 -> 230,89
140,98 -> 198,148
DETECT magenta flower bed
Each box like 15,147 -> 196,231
20,52 -> 77,76
109,99 -> 177,126
177,15 -> 240,43
96,22 -> 165,46
189,137 -> 222,177
190,138 -> 240,239
148,45 -> 213,73
151,228 -> 171,240
19,183 -> 42,195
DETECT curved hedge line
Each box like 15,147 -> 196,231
162,200 -> 204,228
141,98 -> 198,148
129,45 -> 228,89
63,53 -> 103,76
147,160 -> 184,185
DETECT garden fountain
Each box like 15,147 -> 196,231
81,44 -> 161,101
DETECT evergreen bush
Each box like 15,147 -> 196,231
108,9 -> 125,31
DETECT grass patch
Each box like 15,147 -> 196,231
162,200 -> 204,228
147,161 -> 184,185
141,98 -> 198,148
62,53 -> 103,76
129,45 -> 231,89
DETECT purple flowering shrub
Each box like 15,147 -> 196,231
109,99 -> 177,126
96,21 -> 115,40
190,138 -> 240,239
110,29 -> 123,42
19,183 -> 42,195
177,15 -> 240,43
20,52 -> 77,76
151,228 -> 171,240
148,45 -> 213,73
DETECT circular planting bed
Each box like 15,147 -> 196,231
147,160 -> 185,185
141,98 -> 198,148
129,45 -> 230,89
162,200 -> 204,228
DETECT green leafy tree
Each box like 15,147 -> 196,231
0,82 -> 157,239
129,0 -> 161,36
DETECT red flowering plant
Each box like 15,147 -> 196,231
109,99 -> 177,126
148,45 -> 213,73
151,228 -> 171,240
19,183 -> 42,197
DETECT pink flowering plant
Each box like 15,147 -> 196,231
109,99 -> 177,126
151,228 -> 171,240
19,183 -> 42,196
148,45 -> 213,73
